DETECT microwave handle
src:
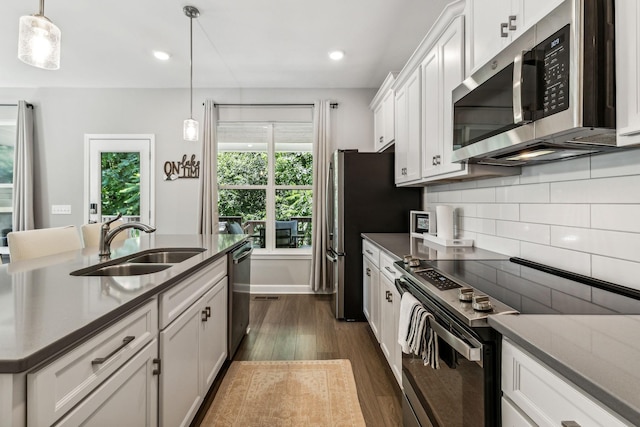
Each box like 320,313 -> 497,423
513,51 -> 525,124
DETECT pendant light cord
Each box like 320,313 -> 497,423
39,0 -> 45,16
189,14 -> 193,119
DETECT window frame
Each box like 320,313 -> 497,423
217,122 -> 313,253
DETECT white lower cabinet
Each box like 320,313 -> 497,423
379,271 -> 401,386
363,256 -> 380,341
159,276 -> 228,427
502,339 -> 629,426
55,339 -> 158,426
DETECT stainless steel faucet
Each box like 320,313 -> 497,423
98,213 -> 156,259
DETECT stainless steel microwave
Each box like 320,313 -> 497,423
452,0 -> 616,166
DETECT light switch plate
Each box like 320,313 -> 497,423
51,205 -> 72,215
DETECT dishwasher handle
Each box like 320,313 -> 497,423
233,245 -> 253,264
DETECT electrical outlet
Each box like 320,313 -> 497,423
51,205 -> 72,215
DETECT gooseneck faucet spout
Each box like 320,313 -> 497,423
98,213 -> 156,259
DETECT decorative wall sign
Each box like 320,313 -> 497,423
164,154 -> 200,180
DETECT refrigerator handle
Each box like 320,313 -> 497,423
325,161 -> 334,246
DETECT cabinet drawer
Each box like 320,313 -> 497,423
362,239 -> 380,267
159,256 -> 227,329
27,299 -> 157,427
502,339 -> 628,427
379,251 -> 399,282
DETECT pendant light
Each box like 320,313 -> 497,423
18,0 -> 61,70
183,5 -> 200,141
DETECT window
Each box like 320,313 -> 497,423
217,122 -> 313,251
0,106 -> 17,247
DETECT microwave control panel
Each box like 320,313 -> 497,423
540,25 -> 570,116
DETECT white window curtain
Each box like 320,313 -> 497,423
198,100 -> 219,234
12,100 -> 34,232
309,100 -> 334,292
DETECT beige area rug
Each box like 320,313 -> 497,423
201,359 -> 366,427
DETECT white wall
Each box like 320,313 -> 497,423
0,87 -> 376,292
0,87 -> 376,232
424,150 -> 640,291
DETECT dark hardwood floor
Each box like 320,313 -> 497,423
195,294 -> 402,427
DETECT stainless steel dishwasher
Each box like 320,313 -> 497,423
228,241 -> 252,359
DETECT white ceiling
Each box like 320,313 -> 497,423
0,0 -> 450,89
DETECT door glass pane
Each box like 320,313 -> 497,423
219,188 -> 266,248
100,152 -> 140,218
275,189 -> 312,248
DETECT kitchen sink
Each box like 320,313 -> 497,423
71,247 -> 206,277
126,249 -> 204,264
73,263 -> 171,276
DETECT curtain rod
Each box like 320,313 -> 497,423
0,103 -> 34,108
206,102 -> 338,109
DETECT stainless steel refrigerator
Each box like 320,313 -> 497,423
326,150 -> 421,320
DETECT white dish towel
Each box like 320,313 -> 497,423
398,291 -> 440,369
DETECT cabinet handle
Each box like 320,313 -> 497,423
379,136 -> 384,143
561,422 -> 581,427
500,22 -> 509,37
205,306 -> 211,318
388,292 -> 393,303
202,309 -> 208,321
384,266 -> 394,274
366,249 -> 373,255
91,336 -> 135,365
366,267 -> 371,277
508,15 -> 517,31
153,358 -> 161,375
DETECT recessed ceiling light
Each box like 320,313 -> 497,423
329,50 -> 345,61
153,50 -> 171,61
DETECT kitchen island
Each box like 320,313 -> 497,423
0,233 -> 247,426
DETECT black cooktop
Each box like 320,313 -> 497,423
423,257 -> 640,315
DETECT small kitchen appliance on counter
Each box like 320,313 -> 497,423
395,256 -> 640,426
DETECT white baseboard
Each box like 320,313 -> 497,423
249,284 -> 331,294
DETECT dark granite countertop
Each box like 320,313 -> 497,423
0,233 -> 246,373
489,315 -> 640,425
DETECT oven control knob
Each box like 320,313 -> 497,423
458,287 -> 474,302
408,258 -> 421,267
472,295 -> 493,312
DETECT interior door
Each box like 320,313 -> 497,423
84,134 -> 154,225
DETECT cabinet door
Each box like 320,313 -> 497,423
362,257 -> 372,322
405,67 -> 422,183
516,0 -> 564,41
379,274 -> 394,364
615,0 -> 640,146
421,46 -> 441,178
394,85 -> 409,183
55,340 -> 158,427
438,15 -> 466,175
383,89 -> 396,146
159,300 -> 202,427
466,0 -> 511,75
374,101 -> 385,150
364,257 -> 380,341
390,281 -> 402,385
200,278 -> 228,394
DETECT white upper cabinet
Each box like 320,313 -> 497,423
370,72 -> 398,152
615,0 -> 640,146
465,0 -> 563,75
422,15 -> 466,179
394,67 -> 423,184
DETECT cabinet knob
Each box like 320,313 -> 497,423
500,22 -> 509,37
366,267 -> 371,277
508,15 -> 517,31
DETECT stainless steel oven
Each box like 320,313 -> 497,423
396,277 -> 499,427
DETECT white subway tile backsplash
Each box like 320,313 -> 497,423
551,226 -> 640,263
521,242 -> 591,275
591,205 -> 640,233
476,204 -> 519,221
519,157 -> 591,184
497,221 -> 550,245
460,187 -> 495,203
590,148 -> 640,178
475,234 -> 520,256
520,204 -> 590,227
496,183 -> 549,203
427,157 -> 640,292
462,217 -> 496,235
550,175 -> 640,203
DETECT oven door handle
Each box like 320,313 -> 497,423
428,318 -> 482,363
395,278 -> 482,363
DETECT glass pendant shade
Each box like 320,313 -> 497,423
183,118 -> 199,141
18,15 -> 61,70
